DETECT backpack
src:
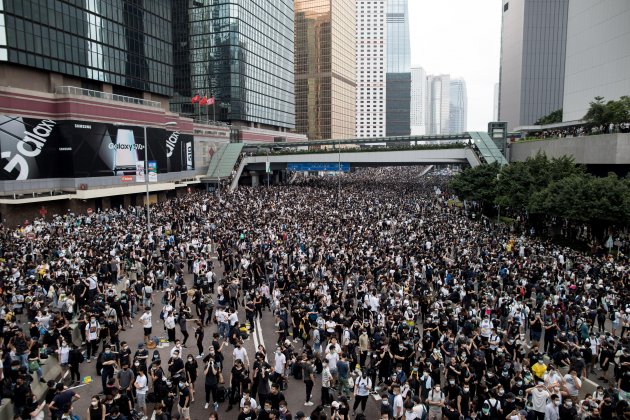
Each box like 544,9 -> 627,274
487,399 -> 500,417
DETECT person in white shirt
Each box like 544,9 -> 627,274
134,369 -> 148,417
393,384 -> 405,419
85,315 -> 100,362
170,341 -> 185,358
233,341 -> 249,368
139,307 -> 152,343
274,347 -> 287,377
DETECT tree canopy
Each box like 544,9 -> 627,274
535,109 -> 563,125
583,96 -> 630,127
450,153 -> 630,228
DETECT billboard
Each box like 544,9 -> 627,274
0,116 -> 194,180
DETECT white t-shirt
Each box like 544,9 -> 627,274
233,347 -> 248,364
140,312 -> 152,328
274,352 -> 286,375
135,374 -> 148,394
86,320 -> 100,341
393,394 -> 405,418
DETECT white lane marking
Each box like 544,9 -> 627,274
255,316 -> 267,362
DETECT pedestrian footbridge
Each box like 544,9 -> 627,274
201,132 -> 507,190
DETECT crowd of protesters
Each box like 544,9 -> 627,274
0,166 -> 629,420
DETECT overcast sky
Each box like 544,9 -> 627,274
408,0 -> 502,131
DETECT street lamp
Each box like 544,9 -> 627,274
114,121 -> 177,232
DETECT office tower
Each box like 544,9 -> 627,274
426,75 -> 450,135
562,0 -> 630,121
0,0 -> 173,98
498,0 -> 569,130
410,67 -> 427,135
171,1 -> 296,130
295,0 -> 356,140
386,0 -> 411,136
494,83 -> 500,121
356,0 -> 386,138
449,78 -> 468,134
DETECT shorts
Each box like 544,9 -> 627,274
178,406 -> 190,419
144,327 -> 152,336
136,392 -> 146,408
530,331 -> 541,341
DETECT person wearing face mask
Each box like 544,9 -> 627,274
278,400 -> 292,420
85,314 -> 100,362
177,381 -> 191,420
116,362 -> 135,399
87,395 -> 104,420
100,344 -> 118,395
352,369 -> 372,415
559,397 -> 577,420
185,354 -> 198,403
426,383 -> 445,420
545,394 -> 561,420
134,368 -> 149,418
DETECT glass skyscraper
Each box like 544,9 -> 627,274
386,0 -> 411,136
426,74 -> 450,135
0,0 -> 173,97
449,78 -> 467,134
170,0 -> 295,130
294,0 -> 356,140
499,0 -> 569,130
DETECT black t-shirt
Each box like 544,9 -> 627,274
52,390 -> 75,412
178,387 -> 190,407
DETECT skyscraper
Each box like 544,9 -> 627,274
410,67 -> 427,136
494,83 -> 500,121
386,0 -> 411,136
356,0 -> 387,138
449,78 -> 468,134
295,0 -> 356,140
426,74 -> 450,135
498,0 -> 569,130
562,0 -> 630,121
170,1 -> 296,130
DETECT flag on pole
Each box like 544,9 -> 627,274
208,96 -> 215,106
199,96 -> 208,106
265,161 -> 271,173
191,94 -> 200,103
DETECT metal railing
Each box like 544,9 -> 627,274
55,86 -> 162,108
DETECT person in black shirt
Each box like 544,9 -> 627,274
178,381 -> 191,420
68,343 -> 83,386
100,344 -> 117,395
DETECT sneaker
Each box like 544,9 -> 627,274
204,403 -> 209,409
196,354 -> 203,359
130,324 -> 133,328
304,401 -> 314,406
86,358 -> 91,363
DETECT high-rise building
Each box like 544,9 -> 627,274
449,78 -> 467,134
426,74 -> 450,135
410,67 -> 427,135
498,0 -> 569,130
356,0 -> 386,138
294,0 -> 356,140
170,1 -> 295,130
494,82 -> 500,121
386,0 -> 411,136
562,0 -> 630,121
0,0 -> 173,99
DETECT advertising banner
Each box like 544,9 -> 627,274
0,116 -> 194,180
148,161 -> 157,182
136,161 -> 145,183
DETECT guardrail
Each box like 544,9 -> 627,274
55,86 -> 162,108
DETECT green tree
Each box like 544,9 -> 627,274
495,153 -> 583,211
535,109 -> 563,125
583,96 -> 630,127
583,96 -> 608,127
449,162 -> 501,205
